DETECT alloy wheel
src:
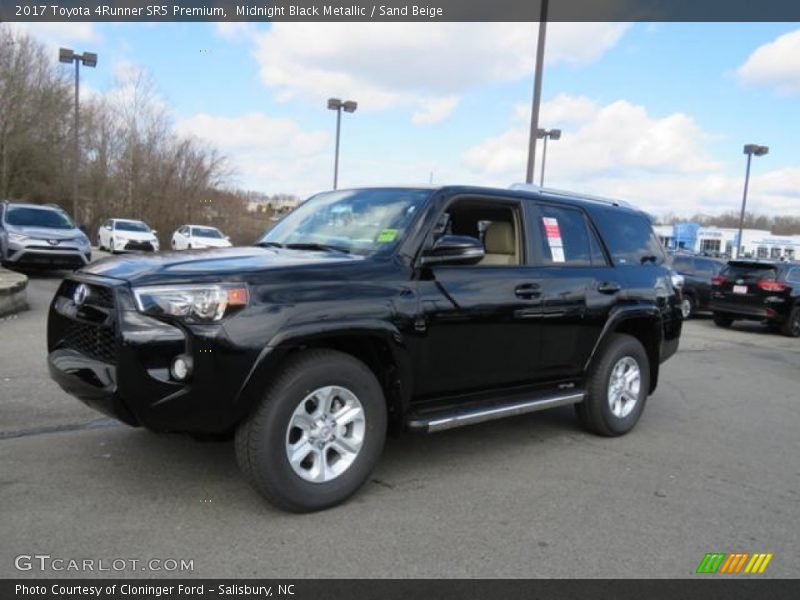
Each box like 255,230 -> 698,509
607,356 -> 641,419
285,386 -> 365,483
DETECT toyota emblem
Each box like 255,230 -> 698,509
73,284 -> 89,306
48,239 -> 59,246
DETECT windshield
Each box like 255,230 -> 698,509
5,206 -> 74,230
116,221 -> 150,232
256,188 -> 432,255
193,227 -> 223,239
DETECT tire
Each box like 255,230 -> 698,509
712,313 -> 733,328
680,295 -> 695,320
575,333 -> 650,437
235,349 -> 387,512
780,306 -> 800,338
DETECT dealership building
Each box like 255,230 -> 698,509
653,223 -> 800,260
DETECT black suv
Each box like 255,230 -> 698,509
710,259 -> 800,336
669,253 -> 725,318
47,186 -> 682,512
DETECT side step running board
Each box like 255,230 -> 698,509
406,391 -> 585,433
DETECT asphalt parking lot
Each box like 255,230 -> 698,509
1,261 -> 798,579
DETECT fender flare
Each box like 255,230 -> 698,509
234,319 -> 414,415
583,304 -> 664,390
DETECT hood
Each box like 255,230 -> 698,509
81,246 -> 363,284
191,237 -> 232,248
112,230 -> 158,241
8,225 -> 82,240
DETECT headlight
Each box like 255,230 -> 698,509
8,233 -> 28,243
132,284 -> 248,322
671,272 -> 685,289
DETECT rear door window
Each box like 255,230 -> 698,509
694,259 -> 720,277
785,268 -> 800,284
672,256 -> 694,274
535,205 -> 606,267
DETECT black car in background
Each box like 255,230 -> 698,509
669,253 -> 726,318
710,260 -> 800,337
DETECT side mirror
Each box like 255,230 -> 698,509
421,235 -> 485,266
225,235 -> 231,241
104,225 -> 112,230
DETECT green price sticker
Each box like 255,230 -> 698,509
377,229 -> 398,243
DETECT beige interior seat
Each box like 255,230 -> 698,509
482,221 -> 517,265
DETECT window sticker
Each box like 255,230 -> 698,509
376,229 -> 399,243
542,217 -> 565,263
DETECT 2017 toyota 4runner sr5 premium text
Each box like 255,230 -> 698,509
48,186 -> 682,512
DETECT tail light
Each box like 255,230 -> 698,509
757,281 -> 788,292
711,276 -> 727,286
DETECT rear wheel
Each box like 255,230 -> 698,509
235,349 -> 387,512
576,334 -> 649,437
680,295 -> 695,319
712,313 -> 733,328
780,307 -> 800,338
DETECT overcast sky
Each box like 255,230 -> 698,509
10,21 -> 800,216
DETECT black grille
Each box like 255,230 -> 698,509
63,321 -> 116,363
60,280 -> 115,308
124,240 -> 154,252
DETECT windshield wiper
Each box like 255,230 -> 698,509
254,241 -> 285,248
284,243 -> 350,254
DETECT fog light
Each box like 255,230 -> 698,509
170,355 -> 193,381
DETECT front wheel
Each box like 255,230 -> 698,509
713,313 -> 733,328
235,349 -> 387,512
576,334 -> 649,437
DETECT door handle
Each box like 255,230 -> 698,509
597,281 -> 621,294
515,283 -> 541,299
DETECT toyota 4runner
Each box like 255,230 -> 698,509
47,185 -> 682,512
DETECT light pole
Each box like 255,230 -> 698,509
736,143 -> 768,258
525,0 -> 549,184
537,128 -> 561,186
327,98 -> 357,190
59,48 -> 97,222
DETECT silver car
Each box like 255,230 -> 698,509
0,202 -> 91,269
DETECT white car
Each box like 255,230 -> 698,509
171,224 -> 232,250
98,218 -> 160,254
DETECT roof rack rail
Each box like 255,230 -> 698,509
541,187 -> 633,208
509,183 -> 633,209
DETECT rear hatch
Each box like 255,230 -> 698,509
712,261 -> 790,308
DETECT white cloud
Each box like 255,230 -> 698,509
464,94 -> 719,180
247,23 -> 629,122
7,22 -> 99,45
737,29 -> 800,95
460,94 -> 800,217
176,113 -> 330,194
411,96 -> 459,125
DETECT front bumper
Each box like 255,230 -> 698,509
4,240 -> 90,268
47,276 -> 260,433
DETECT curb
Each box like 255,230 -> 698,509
0,268 -> 28,317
